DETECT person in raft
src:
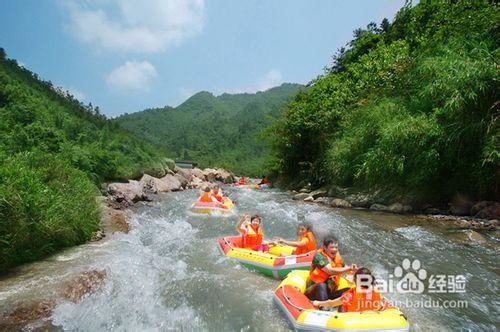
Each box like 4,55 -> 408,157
236,213 -> 275,252
258,175 -> 268,185
274,223 -> 317,255
312,267 -> 387,312
211,185 -> 225,203
238,176 -> 246,185
198,186 -> 221,204
305,236 -> 357,301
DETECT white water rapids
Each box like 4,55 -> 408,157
0,187 -> 498,331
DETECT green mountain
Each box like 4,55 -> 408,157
0,49 -> 169,271
115,83 -> 303,176
272,0 -> 498,203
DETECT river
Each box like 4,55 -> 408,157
0,187 -> 498,331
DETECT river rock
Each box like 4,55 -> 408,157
304,196 -> 314,202
160,174 -> 183,191
299,188 -> 311,193
370,203 -> 390,212
62,270 -> 107,303
107,180 -> 146,209
143,161 -> 166,178
466,230 -> 487,244
139,174 -> 168,194
310,188 -> 328,199
424,207 -> 445,215
472,202 -> 500,219
450,202 -> 473,216
389,203 -> 413,214
346,194 -> 372,208
327,185 -> 349,198
174,173 -> 189,189
331,198 -> 352,208
293,193 -> 311,200
315,197 -> 334,205
174,166 -> 192,181
163,158 -> 176,172
190,167 -> 206,180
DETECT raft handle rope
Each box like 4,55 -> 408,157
280,286 -> 311,312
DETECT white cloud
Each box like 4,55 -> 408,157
60,0 -> 205,53
221,69 -> 284,94
105,60 -> 158,91
66,86 -> 86,101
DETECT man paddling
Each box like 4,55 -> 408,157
306,236 -> 357,301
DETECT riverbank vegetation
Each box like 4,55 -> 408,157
0,51 -> 169,272
271,0 -> 498,204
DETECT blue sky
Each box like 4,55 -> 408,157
0,0 -> 406,117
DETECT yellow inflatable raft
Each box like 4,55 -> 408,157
274,270 -> 409,331
190,199 -> 234,215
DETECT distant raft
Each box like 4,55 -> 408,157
218,235 -> 314,279
233,183 -> 269,189
274,270 -> 409,331
190,199 -> 234,215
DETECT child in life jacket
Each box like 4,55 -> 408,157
236,214 -> 275,252
274,223 -> 317,255
312,267 -> 387,312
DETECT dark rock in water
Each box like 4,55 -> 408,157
424,207 -> 445,215
370,203 -> 390,212
473,202 -> 500,220
389,203 -> 413,214
331,198 -> 352,208
62,270 -> 107,303
450,202 -> 473,216
466,230 -> 487,243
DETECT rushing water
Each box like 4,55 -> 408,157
0,187 -> 498,331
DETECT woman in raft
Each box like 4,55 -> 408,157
274,223 -> 317,255
236,213 -> 275,252
312,267 -> 388,312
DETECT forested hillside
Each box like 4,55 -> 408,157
115,83 -> 302,176
271,0 -> 498,203
0,50 -> 169,271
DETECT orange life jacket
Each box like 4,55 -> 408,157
242,224 -> 263,248
199,192 -> 213,203
294,231 -> 317,255
309,248 -> 344,286
238,178 -> 245,185
341,287 -> 382,312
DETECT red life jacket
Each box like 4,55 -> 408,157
242,224 -> 263,248
309,248 -> 344,287
238,177 -> 246,185
341,287 -> 382,312
294,231 -> 317,255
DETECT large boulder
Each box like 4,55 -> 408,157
203,168 -> 218,182
174,173 -> 189,189
160,174 -> 183,191
471,201 -> 500,219
389,203 -> 413,214
331,198 -> 352,209
140,174 -> 172,194
450,202 -> 473,216
174,166 -> 192,182
107,180 -> 146,209
370,203 -> 390,212
190,168 -> 206,180
216,168 -> 235,183
143,162 -> 166,178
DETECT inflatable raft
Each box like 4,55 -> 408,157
274,270 -> 409,331
233,183 -> 262,189
218,236 -> 314,279
190,199 -> 234,215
